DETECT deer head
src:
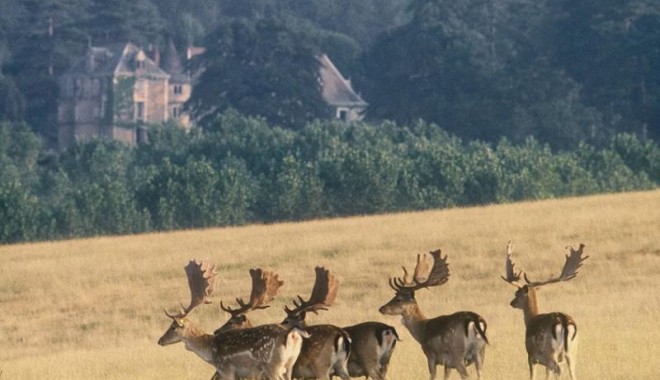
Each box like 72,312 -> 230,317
158,259 -> 217,346
282,266 -> 339,328
214,268 -> 284,334
379,249 -> 450,315
501,242 -> 589,310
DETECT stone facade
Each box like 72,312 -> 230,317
57,42 -> 192,149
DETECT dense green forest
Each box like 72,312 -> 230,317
1,0 -> 659,243
1,114 -> 658,243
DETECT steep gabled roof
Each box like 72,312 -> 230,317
160,39 -> 189,84
318,54 -> 367,108
64,42 -> 169,79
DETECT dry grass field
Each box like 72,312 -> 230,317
1,190 -> 659,379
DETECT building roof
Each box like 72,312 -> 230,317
160,39 -> 189,84
64,42 -> 169,79
318,54 -> 367,108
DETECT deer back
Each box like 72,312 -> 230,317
342,321 -> 400,379
525,312 -> 578,362
293,324 -> 351,380
212,323 -> 310,378
418,311 -> 488,370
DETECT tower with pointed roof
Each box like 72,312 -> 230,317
160,39 -> 193,129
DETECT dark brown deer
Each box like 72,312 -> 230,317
340,321 -> 400,379
282,267 -> 351,380
379,249 -> 488,380
501,242 -> 588,380
157,260 -> 309,380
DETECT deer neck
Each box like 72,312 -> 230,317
522,287 -> 541,325
183,323 -> 215,364
400,302 -> 428,343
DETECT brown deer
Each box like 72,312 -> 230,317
209,268 -> 285,380
157,259 -> 309,380
501,242 -> 588,380
282,267 -> 352,380
340,321 -> 400,379
379,249 -> 488,380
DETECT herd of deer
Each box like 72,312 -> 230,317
158,242 -> 588,380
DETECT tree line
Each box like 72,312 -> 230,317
1,112 -> 658,244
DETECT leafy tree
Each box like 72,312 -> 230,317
188,18 -> 331,129
543,0 -> 660,140
0,76 -> 25,122
5,0 -> 92,143
87,0 -> 164,46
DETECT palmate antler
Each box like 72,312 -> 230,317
165,259 -> 217,319
501,242 -> 589,288
284,266 -> 339,318
220,268 -> 284,317
389,249 -> 450,294
524,244 -> 589,287
501,241 -> 523,288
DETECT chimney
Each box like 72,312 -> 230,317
86,49 -> 95,72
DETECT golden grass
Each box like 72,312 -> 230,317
1,190 -> 659,379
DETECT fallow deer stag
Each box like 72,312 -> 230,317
379,249 -> 488,380
501,242 -> 588,380
282,266 -> 352,380
340,321 -> 400,379
210,267 -> 285,380
158,259 -> 309,380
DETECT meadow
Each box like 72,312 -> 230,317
1,190 -> 659,379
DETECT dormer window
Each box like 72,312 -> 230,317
135,51 -> 147,70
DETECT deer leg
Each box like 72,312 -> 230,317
528,356 -> 537,380
364,357 -> 385,380
369,369 -> 385,380
443,365 -> 451,380
450,352 -> 469,380
562,353 -> 576,380
426,355 -> 438,380
472,345 -> 485,379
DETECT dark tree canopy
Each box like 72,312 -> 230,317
188,18 -> 331,129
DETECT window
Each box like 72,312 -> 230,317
173,85 -> 182,95
136,59 -> 145,70
136,101 -> 145,121
338,109 -> 349,121
73,79 -> 82,97
172,106 -> 179,118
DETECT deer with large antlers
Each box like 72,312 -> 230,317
282,266 -> 352,380
501,242 -> 588,380
158,260 -> 309,380
379,249 -> 488,380
208,268 -> 286,380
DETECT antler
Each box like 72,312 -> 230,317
389,249 -> 450,293
524,244 -> 589,287
501,241 -> 523,287
165,259 -> 217,319
220,268 -> 284,317
284,266 -> 339,317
